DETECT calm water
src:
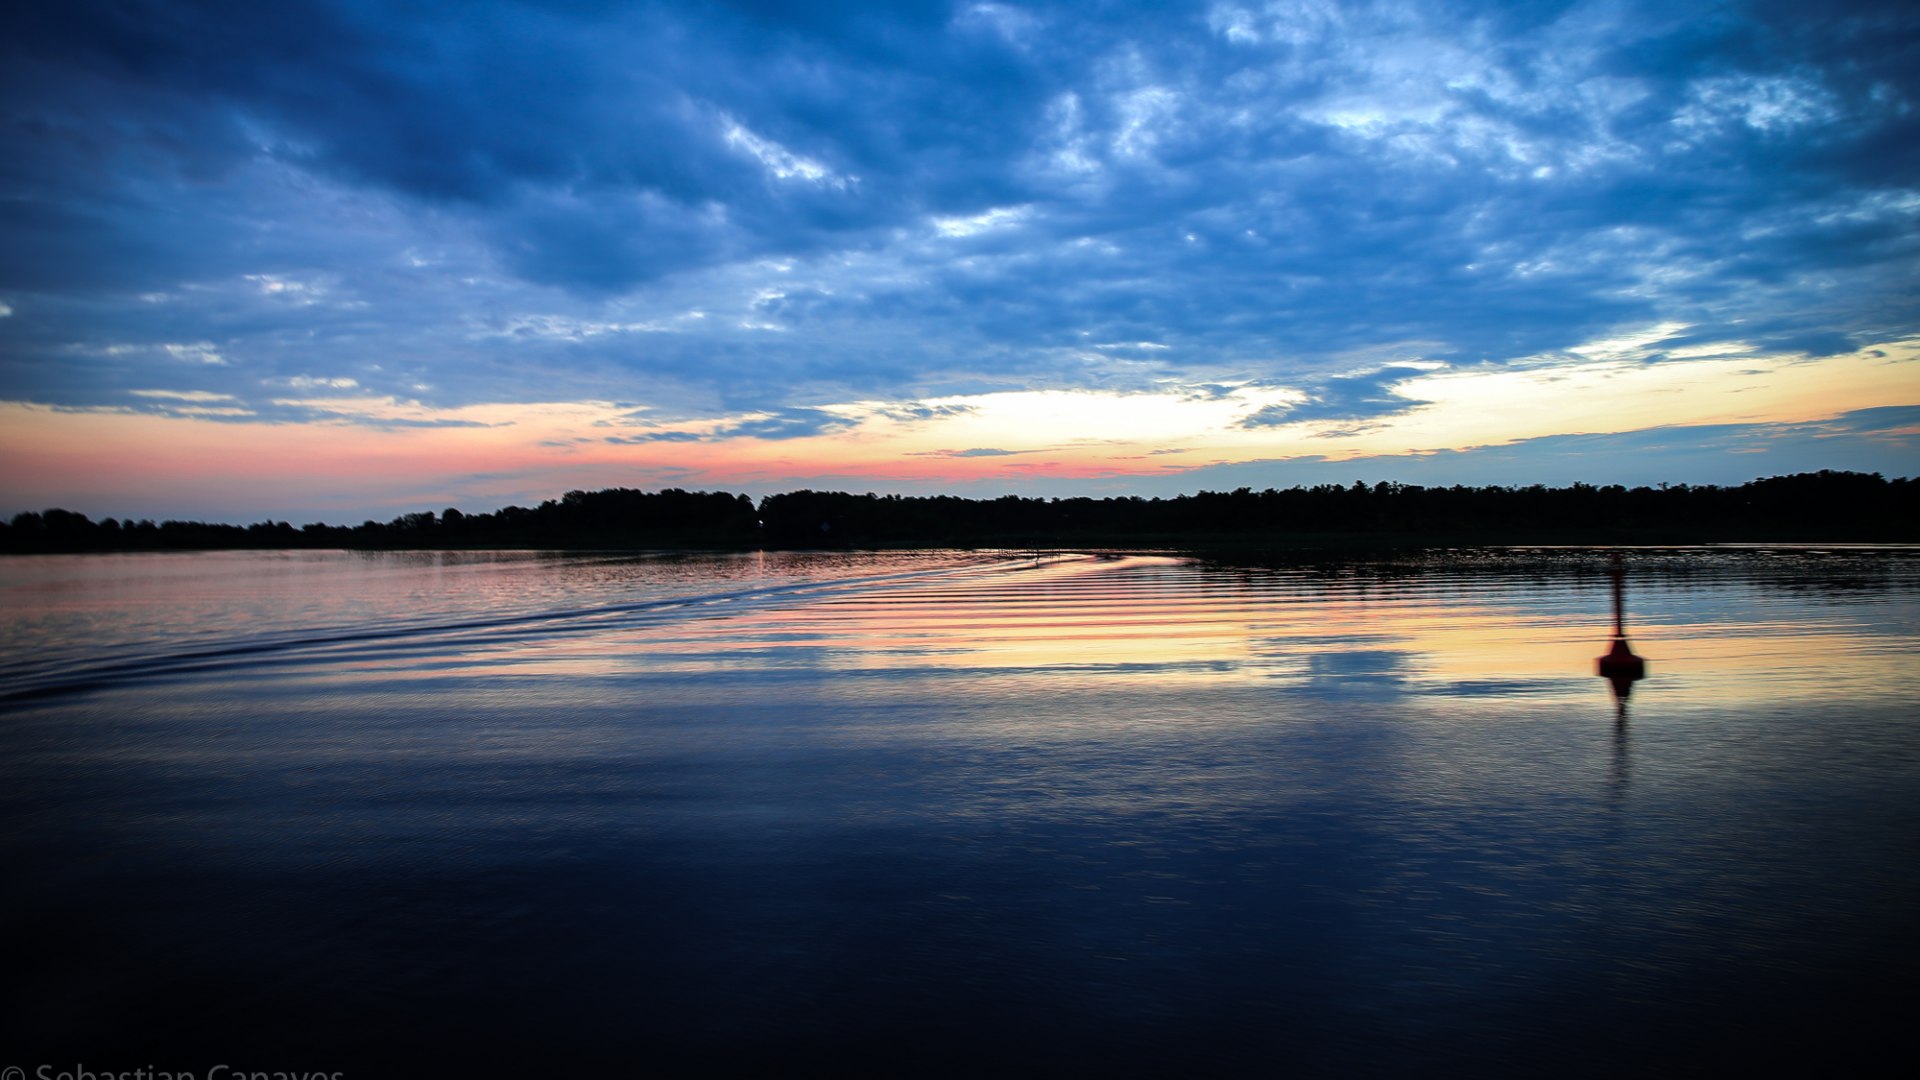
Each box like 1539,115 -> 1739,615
2,547 -> 1916,1076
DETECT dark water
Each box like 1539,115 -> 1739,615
2,547 -> 1915,1076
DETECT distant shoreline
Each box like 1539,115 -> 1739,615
5,470 -> 1915,554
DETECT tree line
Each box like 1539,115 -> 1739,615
3,471 -> 1915,553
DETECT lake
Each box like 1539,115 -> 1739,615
2,547 -> 1915,1077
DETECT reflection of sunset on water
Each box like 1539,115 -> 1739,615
289,552 -> 1920,727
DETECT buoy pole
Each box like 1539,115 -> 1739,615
1612,559 -> 1627,638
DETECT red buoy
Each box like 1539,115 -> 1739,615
1597,554 -> 1646,699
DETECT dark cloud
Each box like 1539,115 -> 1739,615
1762,330 -> 1859,358
605,431 -> 706,445
1240,367 -> 1435,428
1823,403 -> 1920,433
712,407 -> 858,440
870,402 -> 978,422
609,406 -> 855,442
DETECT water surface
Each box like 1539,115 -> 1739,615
2,547 -> 1915,1076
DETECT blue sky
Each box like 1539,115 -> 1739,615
1,0 -> 1915,522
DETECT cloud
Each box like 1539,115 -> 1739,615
128,389 -> 237,403
1820,403 -> 1920,435
1764,330 -> 1860,358
1239,366 -> 1435,428
710,407 -> 859,441
605,431 -> 706,445
866,402 -> 979,423
286,376 -> 360,391
610,406 -> 860,443
1,0 -> 1915,505
916,447 -> 1031,458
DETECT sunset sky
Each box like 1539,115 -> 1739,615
3,0 -> 1916,524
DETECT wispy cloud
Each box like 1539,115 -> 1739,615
915,447 -> 1033,458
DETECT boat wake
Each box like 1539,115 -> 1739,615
0,552 -> 1082,706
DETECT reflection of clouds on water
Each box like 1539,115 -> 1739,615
1251,631 -> 1568,702
1291,649 -> 1419,701
1428,677 -> 1571,698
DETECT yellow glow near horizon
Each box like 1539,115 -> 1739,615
742,339 -> 1920,476
2,336 -> 1915,517
1373,346 -> 1920,451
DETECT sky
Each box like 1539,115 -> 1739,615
2,0 -> 1916,524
